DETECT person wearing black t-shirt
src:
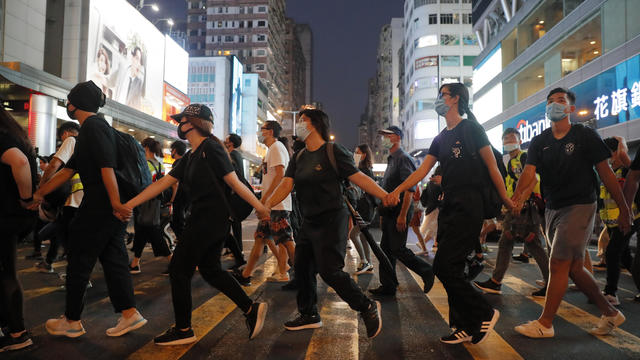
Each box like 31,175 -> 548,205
122,104 -> 270,345
369,126 -> 435,297
169,140 -> 188,238
222,133 -> 247,270
622,150 -> 640,302
34,81 -> 147,338
0,106 -> 38,352
386,83 -> 511,345
267,109 -> 387,338
512,88 -> 630,338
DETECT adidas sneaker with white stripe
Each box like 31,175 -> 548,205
440,328 -> 472,344
472,309 -> 500,344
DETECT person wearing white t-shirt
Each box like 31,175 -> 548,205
35,122 -> 83,272
232,121 -> 295,285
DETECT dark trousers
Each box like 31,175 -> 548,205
170,209 -> 253,329
132,222 -> 172,258
0,230 -> 26,332
604,220 -> 639,295
32,219 -> 47,254
65,212 -> 135,320
46,207 -> 76,264
170,201 -> 186,239
434,190 -> 493,332
37,221 -> 59,263
296,209 -> 371,316
379,210 -> 433,290
224,219 -> 245,266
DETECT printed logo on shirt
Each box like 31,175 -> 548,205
565,143 -> 575,155
451,141 -> 462,159
314,164 -> 323,171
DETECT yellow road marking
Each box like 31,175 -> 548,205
23,286 -> 62,299
501,275 -> 640,357
409,272 -> 524,360
128,256 -> 277,360
305,249 -> 360,360
19,261 -> 67,274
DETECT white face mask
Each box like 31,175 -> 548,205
354,153 -> 362,165
503,143 -> 520,153
295,121 -> 312,141
382,137 -> 393,149
546,102 -> 569,122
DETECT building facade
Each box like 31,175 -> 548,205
282,17 -> 306,138
295,23 -> 313,105
472,0 -> 640,151
186,0 -> 288,113
402,0 -> 478,152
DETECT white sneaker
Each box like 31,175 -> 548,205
45,315 -> 86,338
106,310 -> 148,337
590,311 -> 625,335
514,320 -> 554,338
267,273 -> 290,282
604,293 -> 620,306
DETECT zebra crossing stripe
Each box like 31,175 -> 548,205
127,255 -> 278,360
407,271 -> 524,360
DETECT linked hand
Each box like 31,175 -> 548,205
256,204 -> 271,221
384,190 -> 401,207
27,191 -> 44,210
112,202 -> 133,222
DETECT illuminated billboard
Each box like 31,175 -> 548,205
86,0 -> 164,118
164,35 -> 188,94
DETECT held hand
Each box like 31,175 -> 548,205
256,204 -> 271,221
396,214 -> 407,232
112,202 -> 133,219
384,190 -> 401,207
503,198 -> 516,212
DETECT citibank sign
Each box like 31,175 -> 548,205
516,117 -> 550,144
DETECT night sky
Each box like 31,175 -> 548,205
149,0 -> 405,149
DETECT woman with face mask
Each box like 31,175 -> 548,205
349,144 -> 375,274
266,109 -> 388,338
120,104 -> 270,346
384,83 -> 513,345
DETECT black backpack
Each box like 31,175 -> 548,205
462,121 -> 507,219
112,129 -> 152,202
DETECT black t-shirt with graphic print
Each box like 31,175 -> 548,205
526,124 -> 611,210
428,119 -> 491,193
285,143 -> 359,218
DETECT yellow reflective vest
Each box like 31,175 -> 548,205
505,150 -> 540,199
599,168 -> 639,228
70,173 -> 83,193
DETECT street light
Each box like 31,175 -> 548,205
277,109 -> 298,136
155,18 -> 174,34
329,134 -> 335,141
137,1 -> 159,11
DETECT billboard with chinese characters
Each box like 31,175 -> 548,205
86,0 -> 165,118
503,53 -> 640,146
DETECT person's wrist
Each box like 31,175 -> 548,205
20,196 -> 33,202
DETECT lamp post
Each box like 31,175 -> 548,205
276,109 -> 298,136
155,18 -> 174,34
137,1 -> 159,11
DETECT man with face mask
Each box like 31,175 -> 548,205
369,126 -> 434,296
512,87 -> 631,339
474,128 -> 549,297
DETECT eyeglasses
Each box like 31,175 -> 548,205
260,127 -> 269,131
438,92 -> 452,99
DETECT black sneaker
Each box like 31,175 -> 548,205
422,269 -> 435,294
368,286 -> 396,297
0,332 -> 33,352
281,278 -> 298,291
467,258 -> 484,280
284,313 -> 323,331
512,254 -> 530,263
473,279 -> 502,294
154,327 -> 197,346
129,264 -> 141,274
360,301 -> 382,338
531,287 -> 546,298
231,269 -> 251,286
471,309 -> 500,344
440,328 -> 472,344
244,302 -> 268,340
35,261 -> 54,273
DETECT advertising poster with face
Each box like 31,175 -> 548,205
86,0 -> 164,118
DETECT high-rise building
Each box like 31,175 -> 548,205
281,17 -> 306,138
401,0 -> 479,152
295,23 -> 313,104
472,0 -> 640,150
186,0 -> 288,113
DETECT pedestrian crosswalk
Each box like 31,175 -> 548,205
10,232 -> 640,360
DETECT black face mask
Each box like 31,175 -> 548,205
177,121 -> 194,140
66,104 -> 77,120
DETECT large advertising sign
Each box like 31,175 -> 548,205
86,0 -> 165,118
163,82 -> 190,126
164,35 -> 188,94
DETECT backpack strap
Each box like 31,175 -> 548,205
326,142 -> 338,174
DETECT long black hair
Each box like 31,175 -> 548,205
0,106 -> 34,156
439,82 -> 478,123
298,109 -> 330,141
356,143 -> 373,170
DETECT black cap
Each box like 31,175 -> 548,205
67,80 -> 106,113
170,104 -> 214,123
378,126 -> 403,139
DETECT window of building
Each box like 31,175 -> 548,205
256,49 -> 267,56
415,0 -> 437,8
240,6 -> 245,14
238,35 -> 245,43
225,35 -> 234,42
440,14 -> 454,24
190,30 -> 198,36
462,13 -> 472,24
441,34 -> 459,45
255,64 -> 266,71
441,0 -> 458,3
416,100 -> 434,112
258,6 -> 267,13
239,21 -> 244,28
441,55 -> 460,66
247,20 -> 253,28
463,55 -> 476,66
257,34 -> 267,42
428,14 -> 437,24
414,34 -> 438,48
217,21 -> 223,28
463,34 -> 478,45
258,20 -> 266,27
461,0 -> 471,3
